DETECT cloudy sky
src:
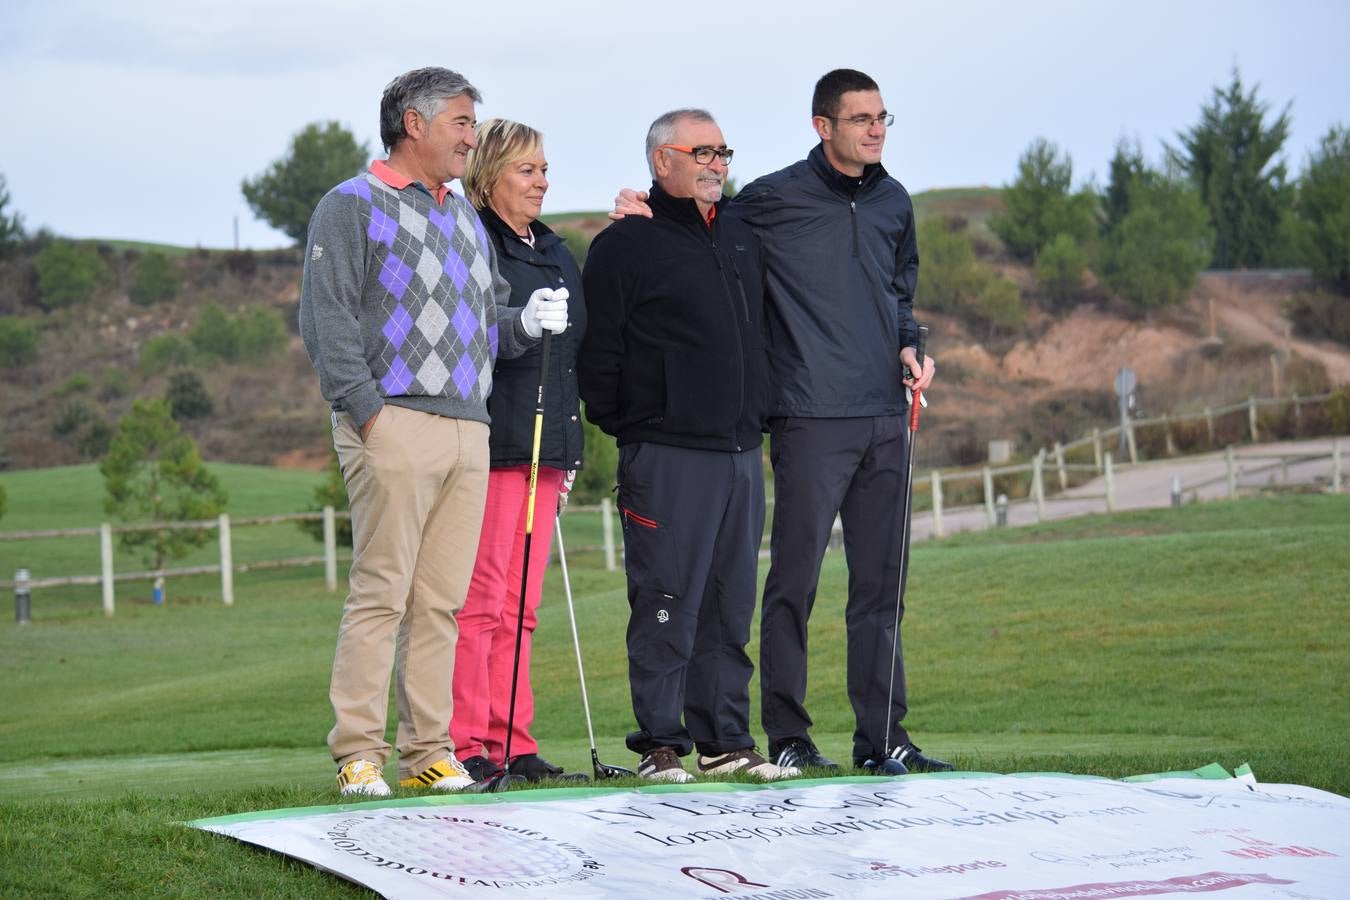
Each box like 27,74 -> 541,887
3,0 -> 1347,249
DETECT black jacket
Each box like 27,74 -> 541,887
578,184 -> 769,452
732,143 -> 919,418
478,206 -> 587,470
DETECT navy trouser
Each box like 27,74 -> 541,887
759,416 -> 912,762
616,442 -> 765,758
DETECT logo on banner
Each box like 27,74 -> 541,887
323,813 -> 602,889
681,865 -> 836,898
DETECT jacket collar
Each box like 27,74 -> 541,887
476,204 -> 563,260
646,182 -> 725,228
807,143 -> 887,195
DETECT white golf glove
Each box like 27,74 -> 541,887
557,469 -> 577,514
521,287 -> 569,338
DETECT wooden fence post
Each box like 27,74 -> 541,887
1103,452 -> 1115,512
1248,396 -> 1259,442
1292,394 -> 1302,434
1204,406 -> 1214,446
218,513 -> 234,606
323,506 -> 338,592
982,466 -> 996,526
100,522 -> 115,618
1053,442 -> 1067,491
1125,419 -> 1139,464
1226,446 -> 1238,499
1162,414 -> 1177,456
930,470 -> 944,539
1333,438 -> 1343,494
601,497 -> 617,572
1032,455 -> 1046,522
1091,428 -> 1103,474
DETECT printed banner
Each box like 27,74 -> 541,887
193,770 -> 1350,899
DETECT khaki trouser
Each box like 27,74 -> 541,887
328,405 -> 489,779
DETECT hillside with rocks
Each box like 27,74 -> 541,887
1,201 -> 1347,475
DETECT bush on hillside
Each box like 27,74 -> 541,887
1298,125 -> 1350,291
1035,233 -> 1088,308
139,334 -> 194,375
51,400 -> 93,437
35,241 -> 110,309
189,303 -> 287,363
1100,175 -> 1211,310
990,137 -> 1097,261
166,370 -> 214,420
1285,291 -> 1350,345
130,251 -> 181,306
0,317 -> 39,368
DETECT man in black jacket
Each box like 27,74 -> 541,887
612,70 -> 950,776
579,108 -> 796,784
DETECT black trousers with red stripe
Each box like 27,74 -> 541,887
615,441 -> 765,758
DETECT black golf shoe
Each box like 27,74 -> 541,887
773,737 -> 840,771
461,755 -> 524,787
855,742 -> 954,774
508,753 -> 590,783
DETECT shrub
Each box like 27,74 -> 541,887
130,251 -> 181,306
99,368 -> 131,400
974,276 -> 1026,336
0,317 -> 39,368
165,370 -> 214,419
1285,291 -> 1350,346
51,400 -> 93,437
54,372 -> 93,397
572,416 -> 617,505
189,303 -> 286,362
34,241 -> 109,309
990,138 -> 1097,260
78,419 -> 114,460
1034,233 -> 1088,308
1100,175 -> 1211,310
298,448 -> 351,545
139,334 -> 193,375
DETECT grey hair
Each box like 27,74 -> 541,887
644,108 -> 716,177
379,67 -> 483,152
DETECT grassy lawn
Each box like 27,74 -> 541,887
0,474 -> 1346,896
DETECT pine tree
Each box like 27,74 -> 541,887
1171,69 -> 1292,268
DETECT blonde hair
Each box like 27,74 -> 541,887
462,118 -> 544,209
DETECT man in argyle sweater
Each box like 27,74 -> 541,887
299,67 -> 569,797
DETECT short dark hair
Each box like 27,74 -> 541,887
379,67 -> 482,153
812,69 -> 880,119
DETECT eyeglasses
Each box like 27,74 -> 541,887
657,144 -> 734,165
827,113 -> 895,129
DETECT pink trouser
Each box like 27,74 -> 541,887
450,464 -> 563,763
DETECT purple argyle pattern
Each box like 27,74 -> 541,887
339,173 -> 501,402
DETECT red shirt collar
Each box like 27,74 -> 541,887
369,159 -> 453,205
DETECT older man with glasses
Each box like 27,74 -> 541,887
578,109 -> 796,784
614,69 -> 951,777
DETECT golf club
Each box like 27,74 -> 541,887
883,324 -> 928,761
556,515 -> 637,780
484,329 -> 553,794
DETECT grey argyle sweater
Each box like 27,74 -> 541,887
299,167 -> 532,428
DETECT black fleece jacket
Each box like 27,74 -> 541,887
732,143 -> 920,418
578,183 -> 769,452
477,206 -> 587,470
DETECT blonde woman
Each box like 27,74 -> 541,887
451,119 -> 588,783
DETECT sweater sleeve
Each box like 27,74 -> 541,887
485,239 -> 536,361
577,228 -> 631,437
298,190 -> 383,428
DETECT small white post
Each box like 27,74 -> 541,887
1170,476 -> 1181,508
1091,427 -> 1103,474
1226,446 -> 1238,499
1292,393 -> 1302,433
217,514 -> 233,606
323,506 -> 338,592
600,497 -> 617,572
982,466 -> 996,526
930,470 -> 944,539
1248,396 -> 1259,442
1125,420 -> 1139,464
1104,452 -> 1116,512
100,522 -> 114,617
1162,414 -> 1177,456
1053,442 -> 1067,491
1032,455 -> 1046,522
